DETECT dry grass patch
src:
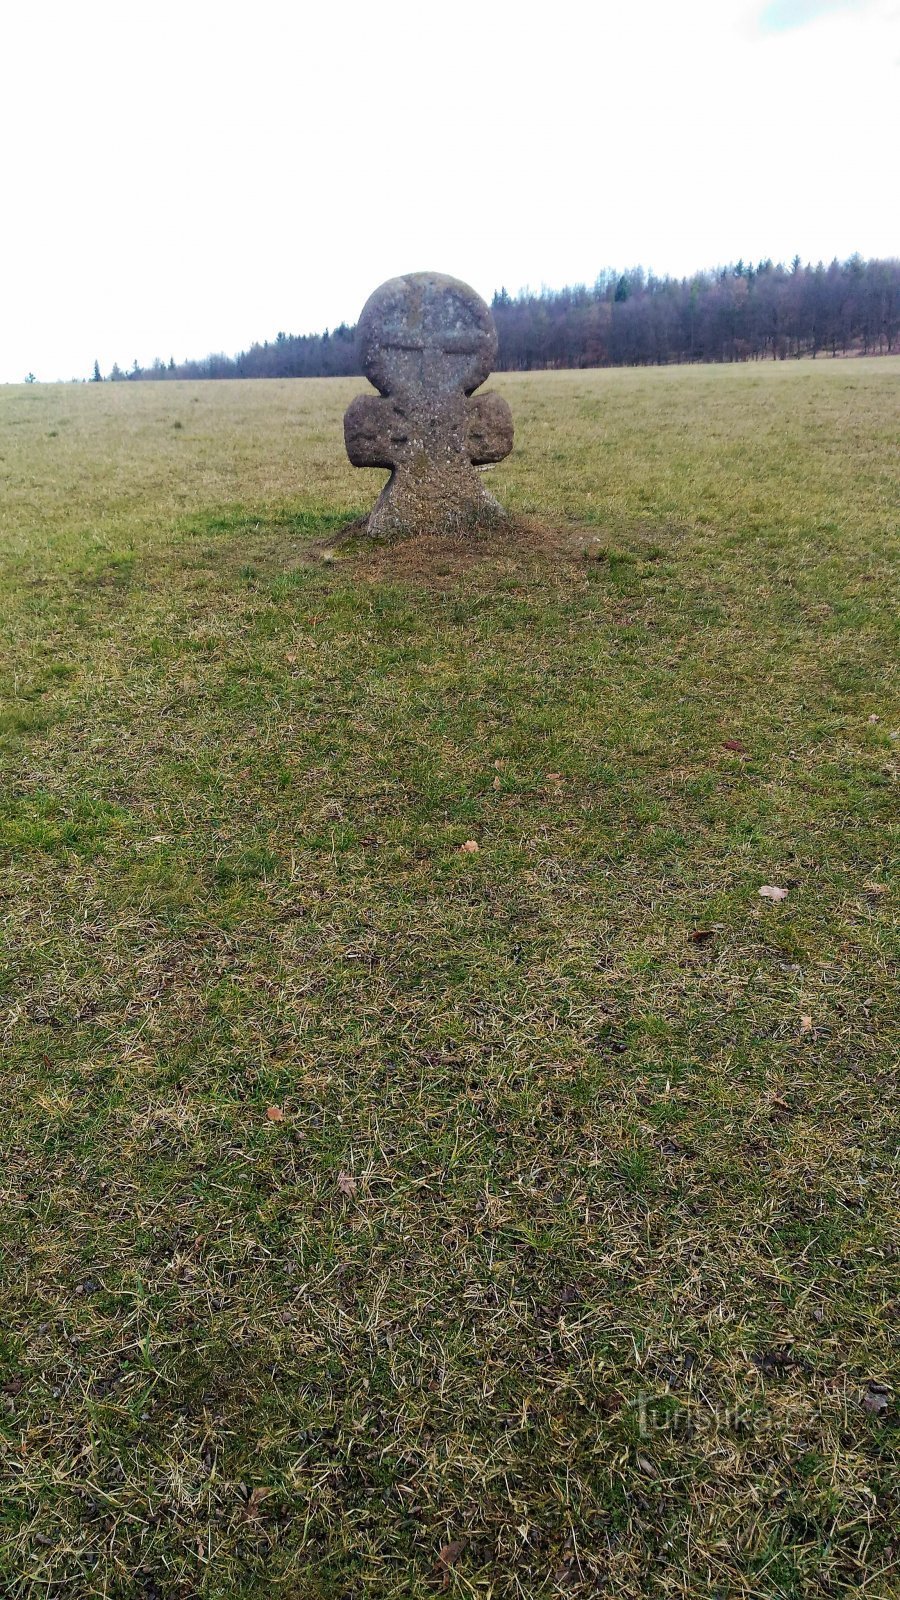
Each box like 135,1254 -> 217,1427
0,362 -> 897,1598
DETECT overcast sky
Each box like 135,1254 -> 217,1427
1,0 -> 897,383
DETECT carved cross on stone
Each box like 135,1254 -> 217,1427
344,272 -> 513,541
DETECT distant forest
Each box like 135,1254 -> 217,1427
102,255 -> 899,382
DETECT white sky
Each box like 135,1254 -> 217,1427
1,0 -> 898,383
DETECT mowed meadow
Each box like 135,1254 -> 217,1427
0,362 -> 897,1599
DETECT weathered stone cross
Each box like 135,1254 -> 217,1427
344,272 -> 513,541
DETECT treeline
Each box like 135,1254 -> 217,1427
491,256 -> 899,369
99,324 -> 358,384
101,255 -> 899,382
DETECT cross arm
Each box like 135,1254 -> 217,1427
465,392 -> 514,465
344,394 -> 408,469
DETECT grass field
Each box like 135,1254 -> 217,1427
1,360 -> 897,1599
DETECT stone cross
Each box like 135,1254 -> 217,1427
344,272 -> 513,541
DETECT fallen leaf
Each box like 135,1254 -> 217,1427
862,1385 -> 889,1416
867,714 -> 880,724
722,738 -> 747,753
690,928 -> 715,944
637,1454 -> 657,1477
864,881 -> 888,896
284,652 -> 297,665
265,1105 -> 285,1122
547,771 -> 563,781
759,885 -> 789,902
460,840 -> 479,854
435,1540 -> 465,1588
492,775 -> 501,789
337,1171 -> 357,1197
800,1015 -> 813,1034
553,1542 -> 577,1584
753,1345 -> 803,1375
242,1485 -> 272,1520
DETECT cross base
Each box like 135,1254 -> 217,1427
364,462 -> 509,543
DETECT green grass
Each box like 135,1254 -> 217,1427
0,362 -> 898,1598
